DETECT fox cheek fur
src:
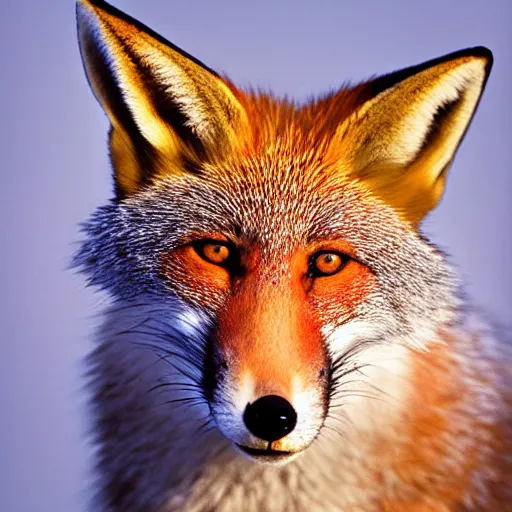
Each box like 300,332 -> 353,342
75,0 -> 511,510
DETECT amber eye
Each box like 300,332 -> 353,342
196,241 -> 231,265
309,251 -> 348,277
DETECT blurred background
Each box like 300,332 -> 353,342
1,1 -> 510,511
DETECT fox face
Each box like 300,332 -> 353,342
75,0 -> 493,473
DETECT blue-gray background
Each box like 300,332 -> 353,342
1,1 -> 510,511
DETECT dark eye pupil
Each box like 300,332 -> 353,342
213,245 -> 222,253
323,255 -> 334,264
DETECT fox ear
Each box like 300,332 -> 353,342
329,47 -> 492,225
76,0 -> 247,197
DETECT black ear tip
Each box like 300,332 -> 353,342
440,46 -> 493,68
473,46 -> 493,73
440,46 -> 493,77
76,0 -> 108,9
452,46 -> 492,74
470,46 -> 493,61
465,46 -> 493,78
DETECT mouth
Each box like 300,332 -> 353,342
234,443 -> 302,464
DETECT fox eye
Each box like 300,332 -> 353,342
309,252 -> 348,277
195,241 -> 231,265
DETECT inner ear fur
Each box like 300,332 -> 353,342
76,0 -> 248,197
328,47 -> 492,225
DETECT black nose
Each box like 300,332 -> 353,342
243,395 -> 297,442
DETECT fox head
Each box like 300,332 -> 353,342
76,0 -> 492,464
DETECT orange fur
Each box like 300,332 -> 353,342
215,249 -> 327,396
76,2 -> 509,510
373,337 -> 511,510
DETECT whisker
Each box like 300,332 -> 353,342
148,382 -> 202,393
155,396 -> 207,408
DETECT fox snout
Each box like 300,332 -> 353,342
205,349 -> 328,464
203,265 -> 329,463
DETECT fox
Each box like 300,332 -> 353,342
74,0 -> 511,510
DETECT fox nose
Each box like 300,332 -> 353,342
243,395 -> 297,442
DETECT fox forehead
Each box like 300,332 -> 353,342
145,150 -> 397,255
